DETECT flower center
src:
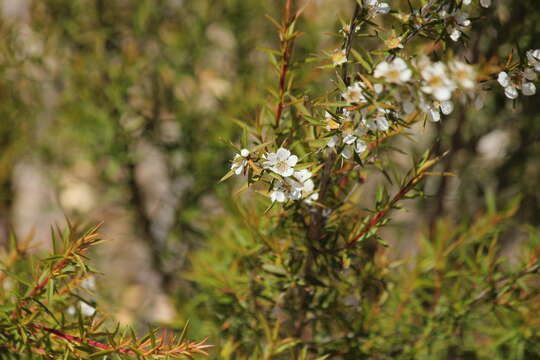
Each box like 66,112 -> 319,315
429,75 -> 444,88
388,69 -> 401,82
349,89 -> 362,100
275,160 -> 289,173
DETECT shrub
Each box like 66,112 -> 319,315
0,222 -> 210,359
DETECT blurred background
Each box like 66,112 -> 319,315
0,0 -> 539,354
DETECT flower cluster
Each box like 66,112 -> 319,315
440,7 -> 471,42
463,0 -> 492,8
226,0 -> 539,211
366,0 -> 390,17
270,169 -> 318,204
497,49 -> 540,99
230,148 -> 250,175
228,147 -> 318,204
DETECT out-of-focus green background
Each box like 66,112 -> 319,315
1,0 -> 540,354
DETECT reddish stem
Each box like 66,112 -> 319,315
274,0 -> 294,129
344,170 -> 424,250
32,324 -> 134,354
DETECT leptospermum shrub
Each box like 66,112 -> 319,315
214,0 -> 540,358
0,223 -> 210,359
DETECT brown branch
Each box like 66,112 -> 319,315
274,0 -> 296,129
307,1 -> 364,245
343,155 -> 442,250
341,2 -> 362,86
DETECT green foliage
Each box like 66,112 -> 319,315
0,223 -> 209,359
1,0 -> 540,359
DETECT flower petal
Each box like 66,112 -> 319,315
276,148 -> 290,161
287,155 -> 298,167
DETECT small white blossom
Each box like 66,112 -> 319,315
465,0 -> 491,7
324,111 -> 340,131
332,49 -> 347,66
446,10 -> 471,42
354,139 -> 367,153
522,82 -> 536,96
342,82 -> 367,104
526,49 -> 540,72
450,60 -> 476,90
68,301 -> 96,317
80,301 -> 96,316
497,71 -> 511,88
366,0 -> 390,16
81,276 -> 96,291
426,106 -> 441,122
270,181 -> 288,203
270,170 -> 318,204
263,148 -> 298,177
343,133 -> 357,145
231,149 -> 250,175
422,100 -> 453,122
403,100 -> 416,114
497,71 -> 535,99
327,135 -> 339,148
524,68 -> 537,81
421,62 -> 456,101
440,101 -> 454,115
364,110 -> 390,131
373,57 -> 412,84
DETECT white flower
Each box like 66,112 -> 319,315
68,301 -> 96,317
497,71 -> 511,87
374,83 -> 384,94
332,49 -> 347,66
373,57 -> 412,84
354,139 -> 367,153
289,170 -> 316,201
81,276 -> 96,291
526,49 -> 540,72
447,10 -> 471,42
504,85 -> 519,100
440,101 -> 454,115
364,109 -> 390,131
403,100 -> 416,114
270,181 -> 288,203
421,62 -> 456,101
366,0 -> 390,16
263,148 -> 298,177
271,169 -> 319,204
422,100 -> 453,122
343,133 -> 357,145
524,68 -> 538,81
324,111 -> 340,131
341,146 -> 353,159
231,148 -> 250,175
466,0 -> 491,7
302,179 -> 319,204
80,301 -> 96,317
293,169 -> 312,183
368,117 -> 389,131
497,71 -> 535,99
450,60 -> 476,90
426,105 -> 441,122
342,82 -> 367,104
339,129 -> 368,159
327,135 -> 339,148
522,82 -> 536,96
